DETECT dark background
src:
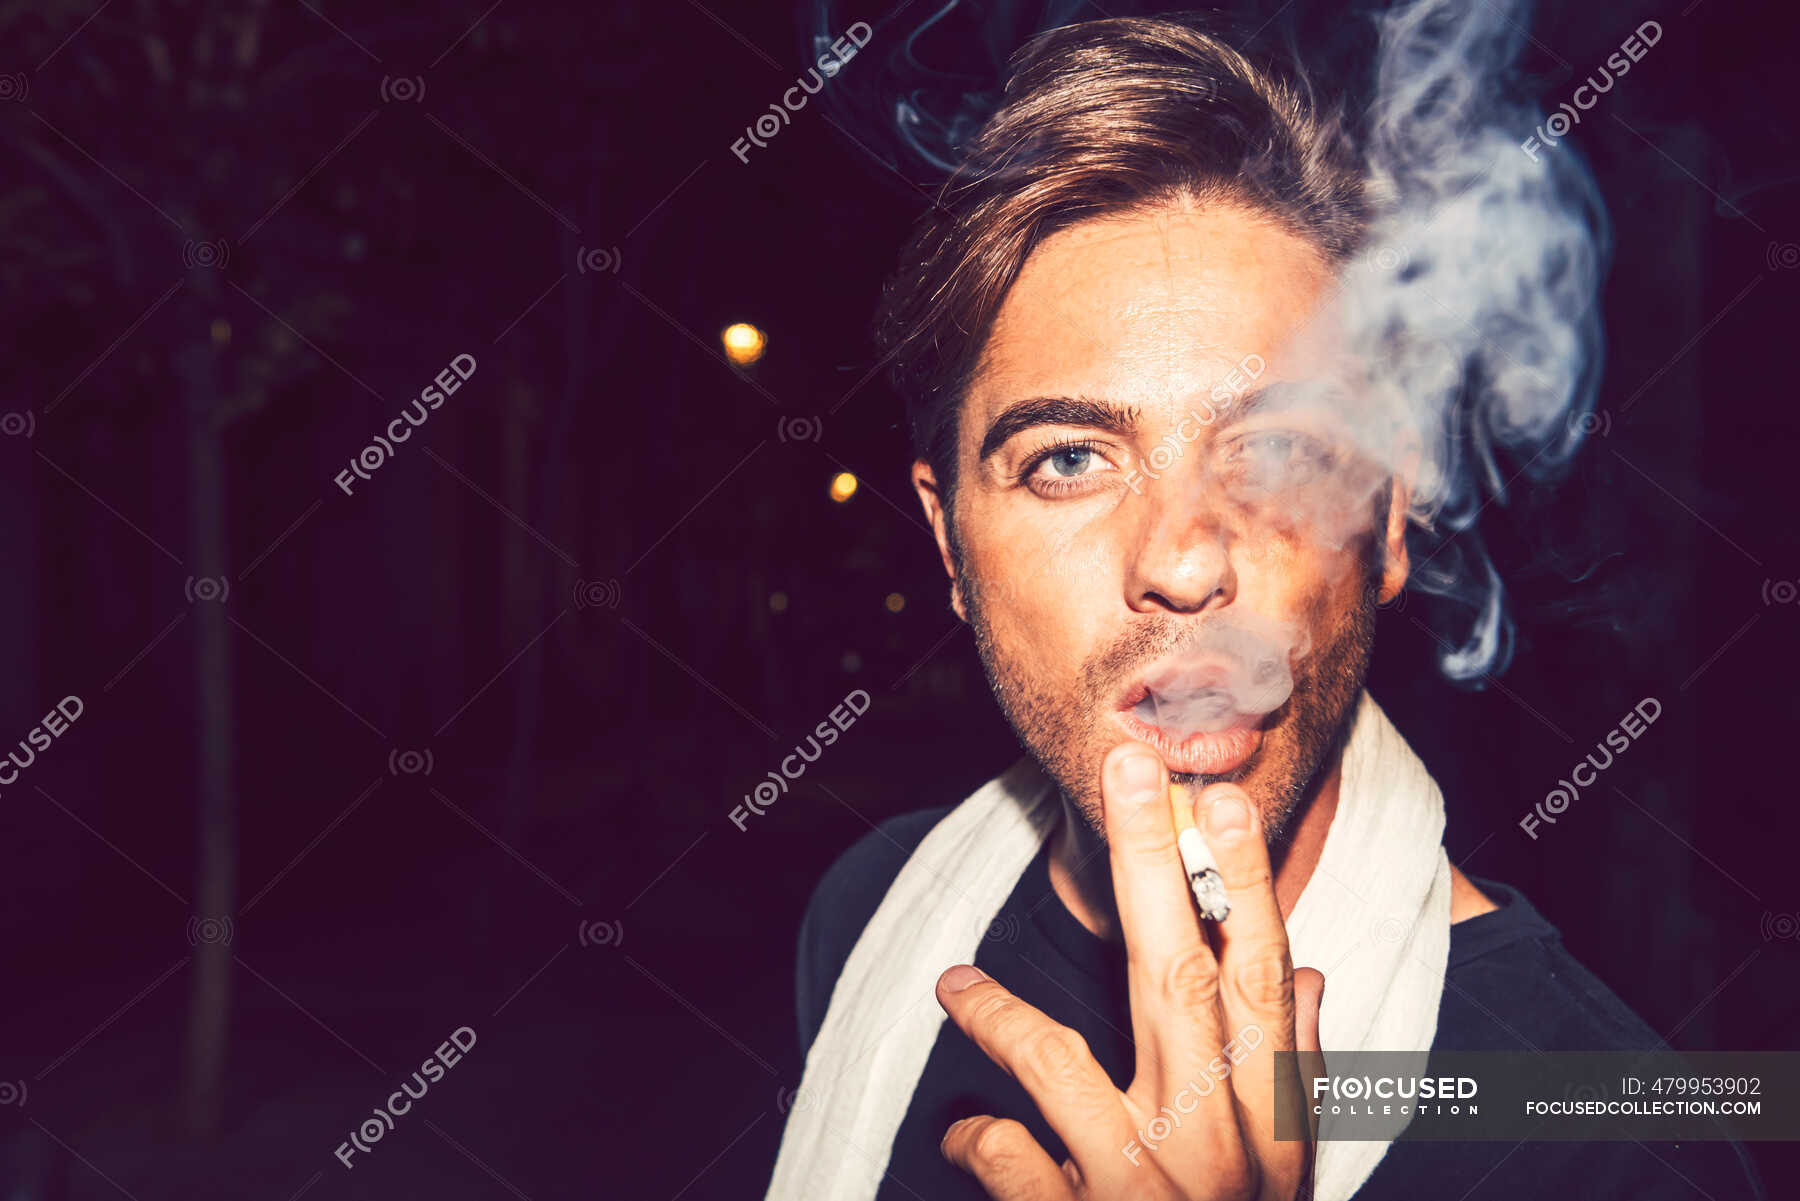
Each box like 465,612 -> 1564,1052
2,0 -> 1796,1197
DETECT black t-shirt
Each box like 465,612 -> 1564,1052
786,804 -> 1765,1200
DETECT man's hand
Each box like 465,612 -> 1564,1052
935,741 -> 1326,1200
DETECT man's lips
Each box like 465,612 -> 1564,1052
1114,654 -> 1267,775
1112,706 -> 1263,775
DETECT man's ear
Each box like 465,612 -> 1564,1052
911,459 -> 966,622
1377,445 -> 1417,604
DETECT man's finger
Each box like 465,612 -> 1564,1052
1098,745 -> 1233,1103
1191,781 -> 1306,1186
940,1116 -> 1076,1201
1295,967 -> 1324,1056
936,966 -> 1141,1195
1295,968 -> 1327,1147
1193,782 -> 1296,1039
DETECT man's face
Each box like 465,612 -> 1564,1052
912,203 -> 1410,842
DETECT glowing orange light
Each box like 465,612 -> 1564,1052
721,322 -> 767,365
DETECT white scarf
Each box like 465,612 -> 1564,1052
766,691 -> 1452,1201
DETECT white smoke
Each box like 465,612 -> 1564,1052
1139,611 -> 1311,739
1318,0 -> 1611,679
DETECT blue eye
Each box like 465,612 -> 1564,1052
1046,445 -> 1093,477
1018,438 -> 1114,493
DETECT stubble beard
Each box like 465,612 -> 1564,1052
949,519 -> 1380,850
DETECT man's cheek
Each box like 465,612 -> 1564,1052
1241,544 -> 1359,620
973,536 -> 1104,618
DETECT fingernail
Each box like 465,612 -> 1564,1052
1117,752 -> 1163,799
1206,792 -> 1251,837
940,964 -> 989,993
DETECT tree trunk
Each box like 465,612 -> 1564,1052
179,268 -> 236,1138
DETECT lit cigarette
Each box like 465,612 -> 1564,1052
1172,788 -> 1230,922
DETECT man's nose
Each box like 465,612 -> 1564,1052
1122,477 -> 1236,615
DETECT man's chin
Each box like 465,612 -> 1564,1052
1169,744 -> 1290,824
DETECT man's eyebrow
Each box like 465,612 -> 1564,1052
977,396 -> 1141,461
1207,385 -> 1272,430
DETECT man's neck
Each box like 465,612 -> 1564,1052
1046,764 -> 1343,942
